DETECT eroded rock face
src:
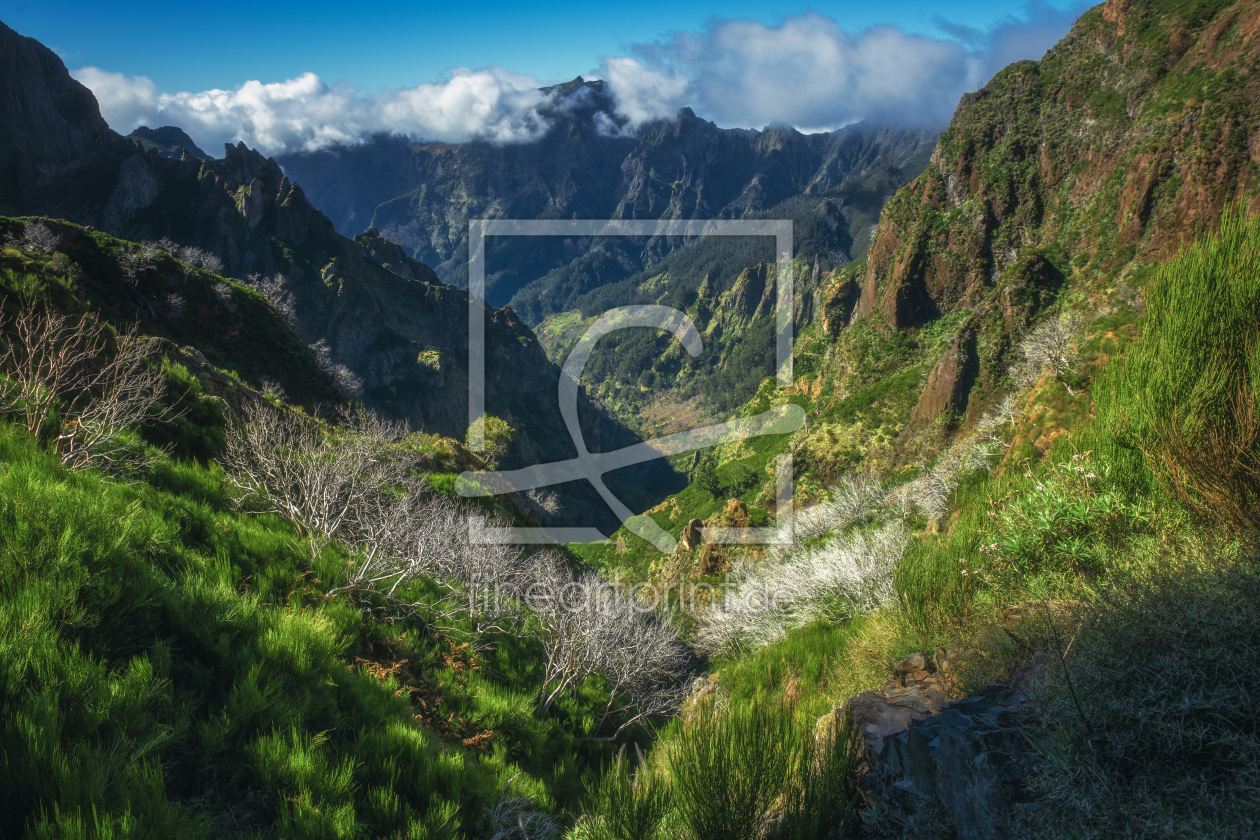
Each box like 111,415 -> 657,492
827,652 -> 1050,840
679,519 -> 705,552
895,250 -> 1063,456
859,0 -> 1260,334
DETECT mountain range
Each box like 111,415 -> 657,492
3,1 -> 1260,835
0,20 -> 640,499
277,81 -> 938,311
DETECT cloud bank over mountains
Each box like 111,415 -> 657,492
73,3 -> 1085,156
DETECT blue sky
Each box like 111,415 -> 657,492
0,0 -> 1091,153
4,0 -> 1083,90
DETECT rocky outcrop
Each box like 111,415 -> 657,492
820,268 -> 862,337
678,519 -> 705,552
860,0 -> 1260,335
824,652 -> 1050,840
825,651 -> 967,759
126,126 -> 208,160
897,249 -> 1064,454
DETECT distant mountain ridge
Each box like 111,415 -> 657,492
278,82 -> 939,312
126,125 -> 208,159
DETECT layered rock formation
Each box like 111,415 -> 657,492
852,0 -> 1260,441
823,651 -> 1049,840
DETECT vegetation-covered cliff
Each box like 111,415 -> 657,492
853,0 -> 1260,446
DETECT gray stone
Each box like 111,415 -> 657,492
832,654 -> 1045,839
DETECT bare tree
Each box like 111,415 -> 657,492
222,397 -> 693,734
975,393 -> 1022,454
220,401 -> 410,555
695,522 -> 907,655
257,376 -> 286,401
0,299 -> 171,472
307,338 -> 365,401
150,238 -> 224,274
211,281 -> 238,313
164,293 -> 186,321
1011,312 -> 1085,392
529,570 -> 693,732
890,435 -> 995,521
772,473 -> 886,550
329,479 -> 457,609
330,363 -> 365,400
119,243 -> 161,288
244,273 -> 298,327
7,222 -> 62,255
524,488 -> 562,518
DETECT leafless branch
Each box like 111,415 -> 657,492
0,299 -> 172,473
1011,312 -> 1085,392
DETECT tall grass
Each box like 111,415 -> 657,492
669,702 -> 798,840
0,423 -> 628,837
777,713 -> 863,840
579,703 -> 864,840
581,752 -> 672,840
1102,204 -> 1260,529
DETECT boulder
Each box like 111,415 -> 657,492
699,543 -> 728,576
679,519 -> 704,552
830,653 -> 1046,839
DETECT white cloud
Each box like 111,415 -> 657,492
71,65 -> 552,156
72,66 -> 160,131
600,3 -> 1087,131
72,3 -> 1086,155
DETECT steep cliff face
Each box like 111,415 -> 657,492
0,21 -> 131,220
860,0 -> 1260,331
837,0 -> 1260,452
279,87 -> 938,309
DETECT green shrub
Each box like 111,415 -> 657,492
669,702 -> 797,840
581,752 -> 672,840
778,713 -> 863,840
1103,204 -> 1260,529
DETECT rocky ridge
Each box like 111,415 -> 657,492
852,0 -> 1260,443
279,87 -> 939,310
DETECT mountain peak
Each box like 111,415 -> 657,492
126,125 -> 208,160
0,19 -> 130,215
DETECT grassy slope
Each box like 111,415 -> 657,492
0,217 -> 339,411
0,425 -> 627,838
574,210 -> 1260,839
0,224 -> 647,839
